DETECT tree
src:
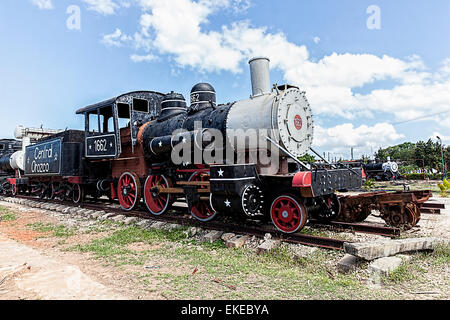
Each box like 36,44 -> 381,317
375,139 -> 447,172
298,154 -> 316,163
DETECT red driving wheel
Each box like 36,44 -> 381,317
118,172 -> 141,211
189,171 -> 217,222
270,195 -> 307,233
144,175 -> 171,216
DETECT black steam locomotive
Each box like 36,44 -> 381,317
4,57 -> 365,233
364,158 -> 403,181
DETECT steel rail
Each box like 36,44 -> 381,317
307,219 -> 401,237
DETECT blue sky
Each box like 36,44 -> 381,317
1,0 -> 449,159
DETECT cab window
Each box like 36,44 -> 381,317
117,103 -> 131,129
133,98 -> 149,113
87,106 -> 115,134
0,144 -> 4,151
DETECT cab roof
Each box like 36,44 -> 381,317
75,90 -> 164,115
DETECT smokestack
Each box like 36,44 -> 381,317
248,57 -> 270,97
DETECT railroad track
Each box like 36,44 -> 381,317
2,195 -> 400,250
307,219 -> 401,237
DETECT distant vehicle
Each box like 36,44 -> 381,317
363,157 -> 403,181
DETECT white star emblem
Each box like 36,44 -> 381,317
158,141 -> 163,147
110,142 -> 113,148
224,199 -> 231,207
218,168 -> 224,177
89,145 -> 92,150
182,138 -> 187,144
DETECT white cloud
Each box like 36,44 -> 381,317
314,122 -> 405,158
31,0 -> 53,10
82,0 -> 120,15
313,36 -> 320,44
130,53 -> 157,62
101,28 -> 132,46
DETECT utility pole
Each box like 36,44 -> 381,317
437,136 -> 447,180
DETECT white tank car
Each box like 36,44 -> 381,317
225,57 -> 314,173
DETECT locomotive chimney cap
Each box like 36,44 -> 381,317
248,56 -> 270,64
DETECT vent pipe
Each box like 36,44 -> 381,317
248,57 -> 270,97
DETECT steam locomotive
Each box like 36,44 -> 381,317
3,57 -> 364,233
364,157 -> 403,181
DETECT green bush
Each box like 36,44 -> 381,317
363,179 -> 375,191
439,179 -> 450,197
444,179 -> 450,189
404,173 -> 442,180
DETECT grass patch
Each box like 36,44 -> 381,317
0,206 -> 17,221
382,245 -> 450,285
69,222 -> 375,299
384,262 -> 416,284
27,222 -> 76,238
416,243 -> 450,266
71,225 -> 189,266
151,242 -> 364,299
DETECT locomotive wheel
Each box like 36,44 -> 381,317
270,195 -> 307,234
188,171 -> 217,222
385,204 -> 419,230
312,194 -> 341,221
118,172 -> 141,211
144,175 -> 172,216
72,184 -> 84,204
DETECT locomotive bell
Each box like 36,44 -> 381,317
189,83 -> 216,113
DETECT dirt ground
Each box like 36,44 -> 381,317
0,194 -> 448,300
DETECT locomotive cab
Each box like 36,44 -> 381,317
77,91 -> 165,160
